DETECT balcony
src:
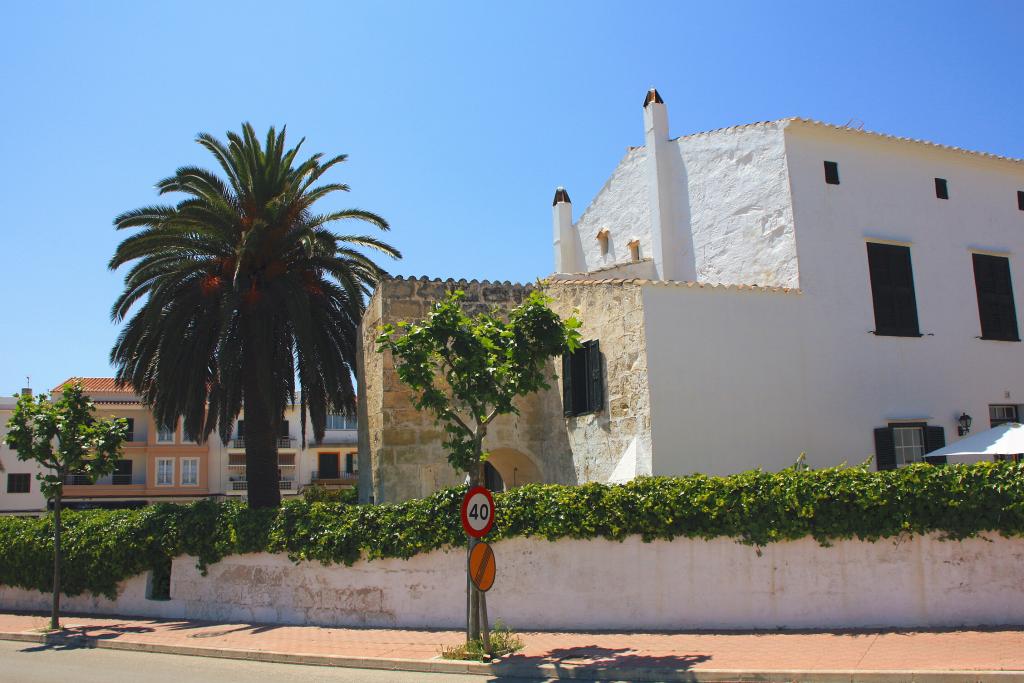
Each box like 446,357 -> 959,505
311,471 -> 358,487
228,480 -> 294,492
231,437 -> 294,449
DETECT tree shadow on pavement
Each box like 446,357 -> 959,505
488,645 -> 712,679
19,623 -> 155,652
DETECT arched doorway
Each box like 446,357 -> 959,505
482,448 -> 542,491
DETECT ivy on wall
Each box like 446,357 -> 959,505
1,462 -> 1022,599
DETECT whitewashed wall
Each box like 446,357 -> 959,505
671,123 -> 798,288
779,124 -> 1024,466
3,534 -> 1022,630
569,113 -> 799,288
573,147 -> 651,273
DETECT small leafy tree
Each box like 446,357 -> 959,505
4,383 -> 127,630
377,289 -> 580,646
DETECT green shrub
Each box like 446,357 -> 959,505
0,462 -> 1022,599
440,620 -> 523,660
302,484 -> 358,505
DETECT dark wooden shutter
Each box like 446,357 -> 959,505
874,427 -> 896,471
585,340 -> 603,413
562,352 -> 575,416
824,161 -> 840,185
237,419 -> 244,437
935,178 -> 949,199
280,420 -> 290,437
973,254 -> 1020,341
923,425 -> 946,465
867,243 -> 920,337
1017,190 -> 1024,211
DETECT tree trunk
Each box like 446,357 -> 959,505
243,328 -> 281,509
50,490 -> 62,631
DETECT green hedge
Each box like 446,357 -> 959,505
1,462 -> 1023,599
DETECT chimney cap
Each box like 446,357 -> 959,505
552,187 -> 571,206
643,88 -> 664,108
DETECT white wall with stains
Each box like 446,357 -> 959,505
3,534 -> 1021,629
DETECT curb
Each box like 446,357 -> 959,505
2,631 -> 1023,682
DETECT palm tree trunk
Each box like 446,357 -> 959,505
243,340 -> 281,509
51,489 -> 62,631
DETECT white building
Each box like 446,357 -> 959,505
0,393 -> 50,514
362,89 -> 1024,501
550,88 -> 1024,476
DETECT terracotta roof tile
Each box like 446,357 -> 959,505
543,276 -> 800,294
52,378 -> 135,394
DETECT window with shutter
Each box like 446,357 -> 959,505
562,340 -> 604,416
867,243 -> 921,337
874,427 -> 896,471
989,404 -> 1018,427
877,423 -> 946,469
280,420 -> 290,437
1017,191 -> 1024,211
125,418 -> 135,442
237,420 -> 244,437
561,352 -> 575,417
824,161 -> 840,185
972,253 -> 1019,341
6,473 -> 30,493
585,340 -> 603,413
923,425 -> 946,465
935,178 -> 949,199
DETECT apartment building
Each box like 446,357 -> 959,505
0,379 -> 358,512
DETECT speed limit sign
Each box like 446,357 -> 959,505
460,486 -> 495,538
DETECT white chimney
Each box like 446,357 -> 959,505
552,187 -> 578,274
643,88 -> 680,281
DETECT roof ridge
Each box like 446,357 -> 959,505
386,275 -> 534,288
543,275 -> 800,294
668,117 -> 1023,166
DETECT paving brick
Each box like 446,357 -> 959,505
0,612 -> 1021,676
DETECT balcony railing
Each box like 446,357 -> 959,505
64,474 -> 136,486
231,437 -> 294,449
230,480 -> 294,491
311,471 -> 358,483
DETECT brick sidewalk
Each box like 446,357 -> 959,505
0,612 -> 1022,680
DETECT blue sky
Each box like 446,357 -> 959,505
1,1 -> 1021,393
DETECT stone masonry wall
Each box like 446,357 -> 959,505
543,279 -> 653,482
358,277 -> 578,503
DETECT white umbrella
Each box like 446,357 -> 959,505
926,422 -> 1024,464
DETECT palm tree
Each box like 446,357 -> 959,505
109,123 -> 400,508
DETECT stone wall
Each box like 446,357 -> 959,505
543,279 -> 653,482
5,534 -> 1022,630
358,277 -> 577,503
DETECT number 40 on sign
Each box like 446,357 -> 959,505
460,485 -> 494,538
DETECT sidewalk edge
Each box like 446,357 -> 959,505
1,630 -> 1022,682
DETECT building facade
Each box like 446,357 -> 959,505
361,89 -> 1024,502
0,379 -> 358,513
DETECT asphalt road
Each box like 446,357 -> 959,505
0,640 -> 580,683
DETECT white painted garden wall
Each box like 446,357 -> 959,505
3,534 -> 1022,630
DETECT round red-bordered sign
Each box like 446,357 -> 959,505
460,486 -> 495,538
